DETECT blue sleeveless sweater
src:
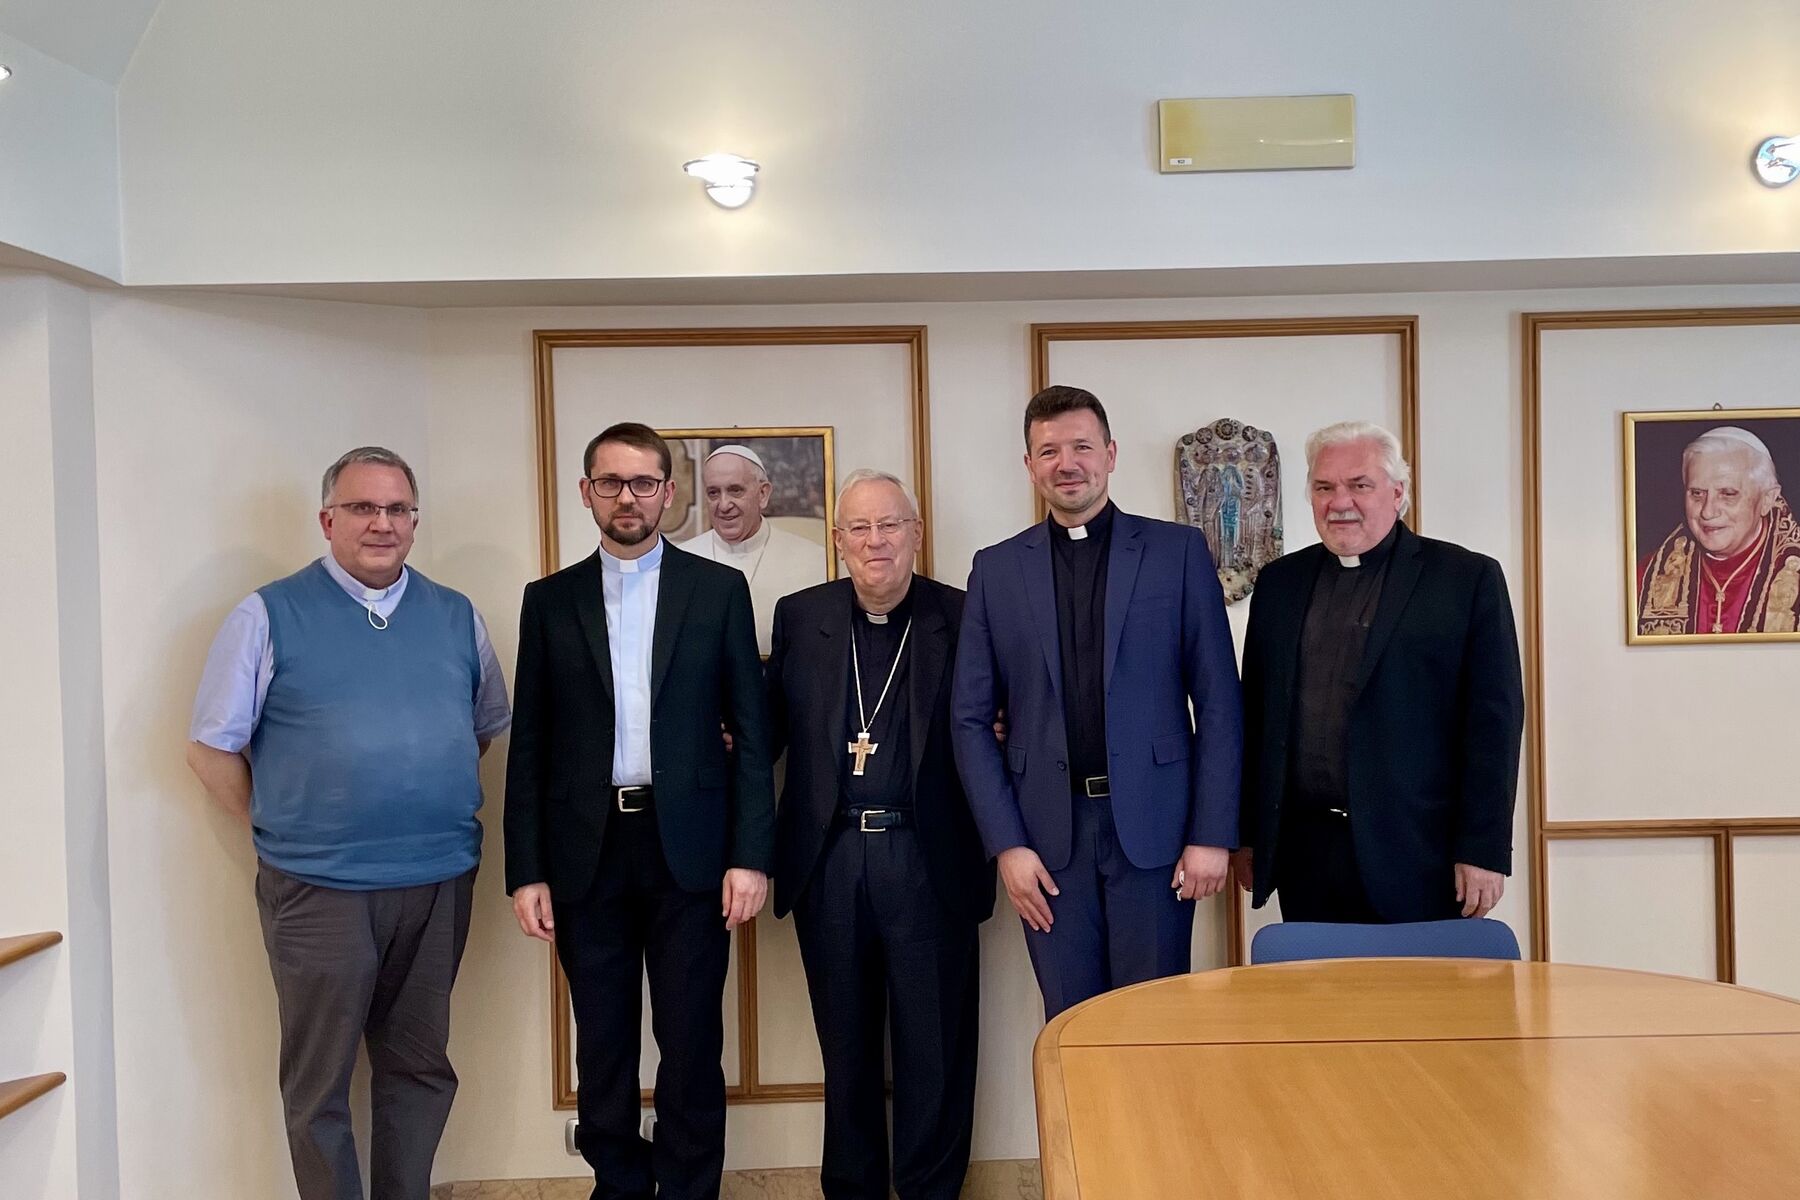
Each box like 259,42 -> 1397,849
251,560 -> 483,888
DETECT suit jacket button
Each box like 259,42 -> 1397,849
1056,761 -> 1066,771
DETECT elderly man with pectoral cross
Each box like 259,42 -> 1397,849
764,468 -> 994,1200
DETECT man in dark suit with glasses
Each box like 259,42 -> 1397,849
505,421 -> 775,1200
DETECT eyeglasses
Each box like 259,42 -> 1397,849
586,475 -> 667,498
329,502 -> 418,524
837,518 -> 917,542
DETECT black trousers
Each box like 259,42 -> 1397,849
1272,806 -> 1386,923
792,820 -> 980,1200
555,806 -> 731,1200
255,860 -> 475,1200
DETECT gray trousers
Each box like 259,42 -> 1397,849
256,860 -> 476,1200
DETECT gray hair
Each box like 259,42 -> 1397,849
1682,426 -> 1781,494
1304,420 -> 1412,518
321,446 -> 418,506
834,468 -> 920,522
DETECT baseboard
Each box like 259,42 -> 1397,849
431,1158 -> 1042,1198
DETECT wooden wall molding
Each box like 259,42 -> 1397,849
1521,307 -> 1800,978
1029,316 -> 1422,965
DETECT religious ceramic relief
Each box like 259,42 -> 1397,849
1176,419 -> 1283,603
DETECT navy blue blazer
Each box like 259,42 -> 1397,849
950,509 -> 1243,872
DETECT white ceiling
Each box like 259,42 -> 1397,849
0,0 -> 161,83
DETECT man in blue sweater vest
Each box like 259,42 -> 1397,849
187,446 -> 511,1200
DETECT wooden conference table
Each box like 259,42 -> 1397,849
1033,959 -> 1800,1199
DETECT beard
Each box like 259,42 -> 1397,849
602,506 -> 661,546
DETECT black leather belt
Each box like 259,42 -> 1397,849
844,808 -> 908,832
1081,775 -> 1110,799
613,785 -> 653,813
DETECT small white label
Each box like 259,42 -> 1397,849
1168,156 -> 1193,166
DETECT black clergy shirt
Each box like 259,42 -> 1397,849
1050,502 -> 1115,792
1287,521 -> 1400,813
840,583 -> 915,812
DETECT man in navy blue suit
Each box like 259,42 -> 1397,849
951,386 -> 1243,1018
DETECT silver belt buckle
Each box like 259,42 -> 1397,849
616,786 -> 650,813
1083,775 -> 1110,798
859,809 -> 890,833
1326,806 -> 1350,818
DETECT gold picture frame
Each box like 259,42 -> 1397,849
659,427 -> 838,656
531,325 -> 934,1109
1623,407 -> 1800,645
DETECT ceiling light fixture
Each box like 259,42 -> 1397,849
682,153 -> 760,208
1754,136 -> 1799,187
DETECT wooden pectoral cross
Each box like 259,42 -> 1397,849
847,730 -> 879,777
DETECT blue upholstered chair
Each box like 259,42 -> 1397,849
1249,917 -> 1521,965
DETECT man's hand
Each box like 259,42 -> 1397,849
1454,863 -> 1505,918
1230,847 -> 1254,892
998,846 -> 1058,932
992,708 -> 1007,745
722,868 -> 769,930
721,722 -> 735,753
513,883 -> 556,942
1172,844 -> 1229,901
185,741 -> 253,822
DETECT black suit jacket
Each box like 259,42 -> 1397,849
765,576 -> 995,923
503,542 -> 776,899
1238,523 -> 1525,921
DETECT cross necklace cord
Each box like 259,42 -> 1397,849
848,615 -> 912,776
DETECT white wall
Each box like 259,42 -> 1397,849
117,0 -> 1800,287
0,269 -> 122,1198
0,270 -> 82,1200
0,32 -> 121,279
33,274 -> 1800,1197
89,292 -> 432,1200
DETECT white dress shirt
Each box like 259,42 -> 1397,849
600,536 -> 664,786
188,555 -> 512,753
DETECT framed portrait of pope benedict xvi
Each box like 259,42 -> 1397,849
1625,408 -> 1800,644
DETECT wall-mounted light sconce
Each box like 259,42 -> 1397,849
0,65 -> 13,82
682,153 -> 760,208
1754,136 -> 1799,187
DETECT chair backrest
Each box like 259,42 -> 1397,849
1249,918 -> 1521,965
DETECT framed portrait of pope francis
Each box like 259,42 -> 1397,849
661,428 -> 836,654
1625,408 -> 1800,643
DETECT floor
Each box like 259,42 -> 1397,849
430,1159 -> 1044,1199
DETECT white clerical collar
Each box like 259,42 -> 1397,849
600,536 -> 665,575
323,554 -> 407,602
713,521 -> 769,557
1067,524 -> 1089,541
1337,554 -> 1361,568
865,611 -> 889,625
